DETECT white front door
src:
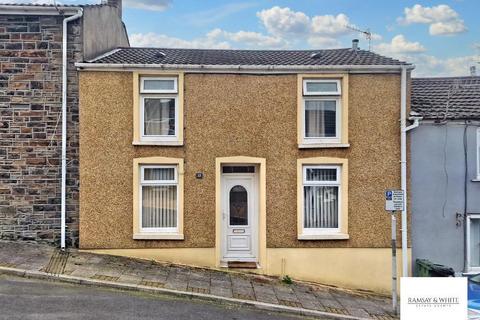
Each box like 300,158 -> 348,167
221,167 -> 258,262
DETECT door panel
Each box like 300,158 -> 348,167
227,236 -> 251,251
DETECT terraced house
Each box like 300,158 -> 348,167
0,1 -> 128,246
76,43 -> 413,293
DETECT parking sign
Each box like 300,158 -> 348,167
385,190 -> 404,211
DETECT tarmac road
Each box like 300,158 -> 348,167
0,275 -> 314,320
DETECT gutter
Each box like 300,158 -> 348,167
61,8 -> 83,251
405,116 -> 422,132
0,5 -> 80,15
75,62 -> 415,74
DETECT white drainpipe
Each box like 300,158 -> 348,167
61,8 -> 83,250
400,66 -> 408,277
400,65 -> 417,277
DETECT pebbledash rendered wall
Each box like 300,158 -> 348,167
0,7 -> 128,246
79,71 -> 410,293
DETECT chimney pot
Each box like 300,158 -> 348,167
471,66 -> 477,77
352,39 -> 359,50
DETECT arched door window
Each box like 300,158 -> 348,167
229,185 -> 248,225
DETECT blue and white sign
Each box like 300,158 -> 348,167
385,189 -> 404,211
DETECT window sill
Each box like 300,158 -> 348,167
133,141 -> 183,146
133,233 -> 184,240
298,233 -> 349,240
463,270 -> 480,276
298,143 -> 350,149
472,178 -> 480,182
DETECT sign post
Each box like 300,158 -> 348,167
385,190 -> 404,315
391,211 -> 398,315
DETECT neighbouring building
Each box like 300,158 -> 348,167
411,76 -> 480,274
76,45 -> 413,293
0,1 -> 129,246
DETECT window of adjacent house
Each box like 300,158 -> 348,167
302,165 -> 341,234
140,165 -> 178,233
140,77 -> 178,142
302,79 -> 341,144
468,215 -> 480,271
477,128 -> 480,180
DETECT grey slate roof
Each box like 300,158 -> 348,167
412,76 -> 480,120
88,47 -> 409,66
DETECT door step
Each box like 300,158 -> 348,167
227,261 -> 257,269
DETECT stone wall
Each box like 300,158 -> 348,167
0,15 -> 82,246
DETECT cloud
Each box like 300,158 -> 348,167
370,33 -> 383,41
123,0 -> 171,11
210,29 -> 287,48
398,4 -> 467,35
130,32 -> 231,49
130,28 -> 287,50
256,6 -> 377,48
257,6 -> 311,36
408,54 -> 476,77
375,35 -> 426,55
429,20 -> 466,36
256,6 -> 352,38
374,37 -> 475,77
182,2 -> 257,27
307,36 -> 340,48
310,13 -> 350,36
130,6 -> 384,50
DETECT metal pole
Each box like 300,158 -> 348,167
392,212 -> 398,314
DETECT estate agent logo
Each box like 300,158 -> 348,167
401,277 -> 467,320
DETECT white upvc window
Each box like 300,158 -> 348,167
303,79 -> 341,96
302,165 -> 341,235
141,77 -> 178,94
139,76 -> 179,142
301,79 -> 342,144
477,128 -> 480,180
139,165 -> 179,233
467,214 -> 480,273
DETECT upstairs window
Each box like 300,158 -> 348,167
301,79 -> 343,145
140,76 -> 179,143
141,77 -> 177,93
303,79 -> 341,95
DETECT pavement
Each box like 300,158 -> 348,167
0,276 -> 304,320
0,241 -> 398,320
